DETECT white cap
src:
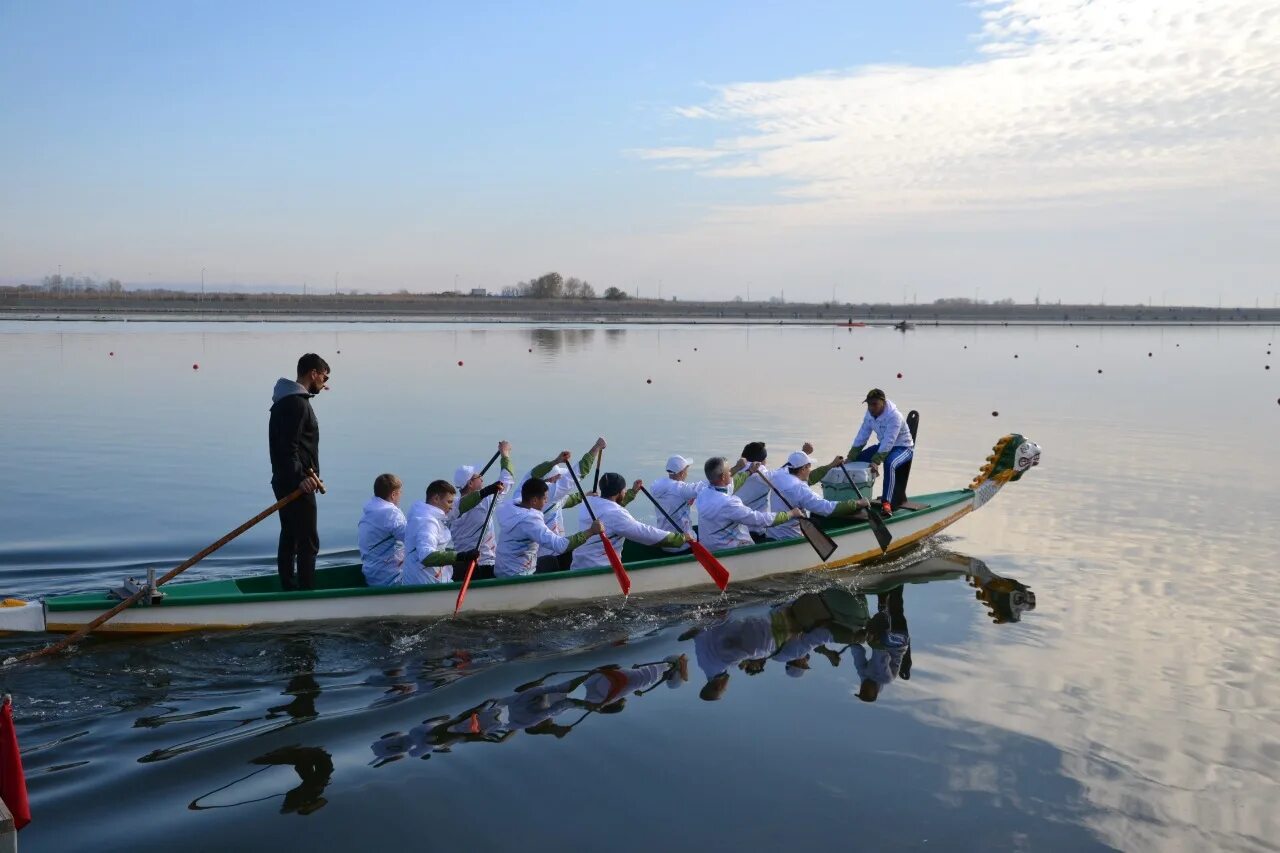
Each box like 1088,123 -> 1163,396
786,451 -> 813,469
453,465 -> 478,488
665,454 -> 693,474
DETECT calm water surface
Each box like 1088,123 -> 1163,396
0,321 -> 1277,852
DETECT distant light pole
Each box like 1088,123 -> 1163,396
201,267 -> 205,304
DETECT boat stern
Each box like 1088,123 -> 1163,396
0,599 -> 47,635
968,434 -> 1041,509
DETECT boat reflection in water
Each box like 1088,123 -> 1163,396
371,552 -> 1035,763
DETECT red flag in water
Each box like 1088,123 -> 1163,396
0,697 -> 30,831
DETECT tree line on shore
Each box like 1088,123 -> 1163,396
500,272 -> 629,300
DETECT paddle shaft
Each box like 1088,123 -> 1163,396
9,471 -> 323,664
637,485 -> 730,590
478,449 -> 501,478
565,460 -> 630,594
838,463 -> 893,552
752,469 -> 838,560
753,468 -> 796,511
453,482 -> 502,614
638,485 -> 690,538
593,447 -> 602,493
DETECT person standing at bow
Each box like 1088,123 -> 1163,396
268,353 -> 329,591
848,388 -> 914,515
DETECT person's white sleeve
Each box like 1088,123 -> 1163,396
877,408 -> 906,453
795,488 -> 839,516
617,513 -> 677,546
409,521 -> 431,566
851,644 -> 870,679
727,501 -> 780,528
533,523 -> 572,555
851,411 -> 874,449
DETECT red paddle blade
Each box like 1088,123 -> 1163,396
454,559 -> 478,614
601,536 -> 631,596
689,541 -> 730,591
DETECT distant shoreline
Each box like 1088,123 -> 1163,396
2,292 -> 1278,326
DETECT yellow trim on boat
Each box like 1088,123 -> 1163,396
819,505 -> 972,571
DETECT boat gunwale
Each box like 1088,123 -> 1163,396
45,489 -> 973,612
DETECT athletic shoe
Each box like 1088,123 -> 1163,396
880,501 -> 894,517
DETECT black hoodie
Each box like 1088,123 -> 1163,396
269,378 -> 319,490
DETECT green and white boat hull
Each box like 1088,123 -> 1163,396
4,434 -> 1041,635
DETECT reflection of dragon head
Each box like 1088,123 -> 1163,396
968,434 -> 1041,509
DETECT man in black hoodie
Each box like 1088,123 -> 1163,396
269,353 -> 329,591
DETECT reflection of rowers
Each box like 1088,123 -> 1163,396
687,588 -> 871,700
371,656 -> 688,763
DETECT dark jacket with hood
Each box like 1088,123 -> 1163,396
269,378 -> 319,491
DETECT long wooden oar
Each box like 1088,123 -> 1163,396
565,463 -> 630,596
453,485 -> 501,615
753,470 -> 838,561
838,464 -> 892,553
638,485 -> 729,591
6,471 -> 324,666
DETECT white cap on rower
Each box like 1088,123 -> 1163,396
786,451 -> 813,469
665,455 -> 693,474
453,465 -> 478,488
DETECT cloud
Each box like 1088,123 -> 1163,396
636,0 -> 1280,225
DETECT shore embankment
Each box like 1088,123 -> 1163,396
2,292 -> 1278,325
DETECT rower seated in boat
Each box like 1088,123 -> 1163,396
649,454 -> 708,552
570,473 -> 687,570
494,478 -> 603,578
518,438 -> 605,572
404,479 -> 503,585
446,440 -> 515,581
763,450 -> 869,542
357,473 -> 407,587
730,442 -> 772,539
848,388 -> 914,515
694,456 -> 803,553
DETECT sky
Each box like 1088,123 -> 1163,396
1,0 -> 1278,306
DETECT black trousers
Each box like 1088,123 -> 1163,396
535,552 -> 573,574
275,487 -> 319,591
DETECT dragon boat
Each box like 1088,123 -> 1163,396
0,434 -> 1041,636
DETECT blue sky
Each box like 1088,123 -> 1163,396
2,1 -> 1277,305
